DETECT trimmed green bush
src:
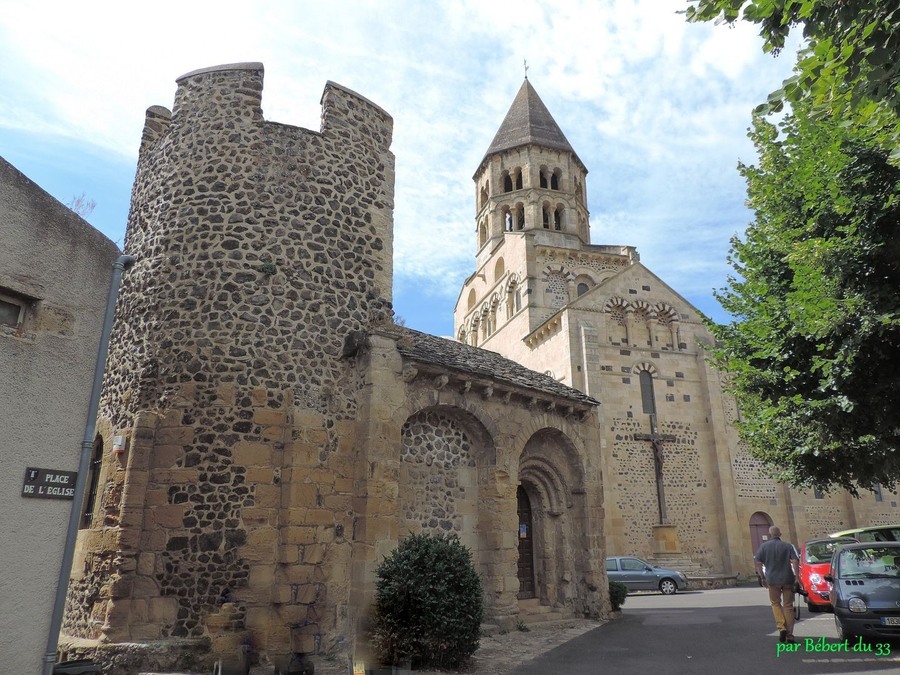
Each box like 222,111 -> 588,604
371,533 -> 484,669
609,581 -> 628,611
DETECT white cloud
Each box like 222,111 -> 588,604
0,0 -> 800,334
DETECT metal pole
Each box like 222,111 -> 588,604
42,255 -> 136,675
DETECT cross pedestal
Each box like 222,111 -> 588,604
651,524 -> 682,555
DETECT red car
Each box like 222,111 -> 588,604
799,537 -> 857,612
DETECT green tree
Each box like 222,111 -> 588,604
685,1 -> 900,158
709,100 -> 900,493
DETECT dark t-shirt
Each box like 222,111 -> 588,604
755,537 -> 799,585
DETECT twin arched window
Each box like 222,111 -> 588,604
502,169 -> 523,193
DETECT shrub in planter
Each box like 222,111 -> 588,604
371,533 -> 483,669
609,581 -> 628,611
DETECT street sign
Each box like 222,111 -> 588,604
21,467 -> 77,499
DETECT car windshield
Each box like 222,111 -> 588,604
838,547 -> 900,579
806,539 -> 854,564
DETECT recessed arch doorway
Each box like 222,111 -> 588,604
749,511 -> 773,557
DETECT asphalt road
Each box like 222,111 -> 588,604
513,587 -> 900,675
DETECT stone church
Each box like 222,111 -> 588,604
453,78 -> 900,580
59,64 -> 608,673
54,63 -> 898,671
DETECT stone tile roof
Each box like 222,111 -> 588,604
483,79 -> 579,161
387,326 -> 599,408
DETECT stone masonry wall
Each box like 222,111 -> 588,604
64,63 -> 394,663
399,410 -> 477,545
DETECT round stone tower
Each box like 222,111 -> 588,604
63,63 -> 394,666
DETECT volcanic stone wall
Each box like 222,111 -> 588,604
63,62 -> 394,660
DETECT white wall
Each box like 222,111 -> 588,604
0,156 -> 119,673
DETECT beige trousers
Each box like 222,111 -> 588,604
767,583 -> 795,635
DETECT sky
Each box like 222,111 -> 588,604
0,0 -> 800,338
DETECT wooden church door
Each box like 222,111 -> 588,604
517,485 -> 535,599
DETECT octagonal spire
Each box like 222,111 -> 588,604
482,80 -> 580,164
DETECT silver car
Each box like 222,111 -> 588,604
606,555 -> 688,595
825,541 -> 900,640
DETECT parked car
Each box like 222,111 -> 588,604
825,541 -> 900,640
830,525 -> 900,542
799,537 -> 857,612
606,556 -> 688,595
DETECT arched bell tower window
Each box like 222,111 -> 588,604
467,289 -> 477,310
503,172 -> 513,193
554,206 -> 563,231
542,204 -> 550,229
514,169 -> 523,190
550,170 -> 560,190
478,220 -> 487,246
577,282 -> 589,296
540,169 -> 548,189
503,207 -> 513,232
480,185 -> 488,209
515,204 -> 525,230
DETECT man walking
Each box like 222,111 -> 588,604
754,525 -> 800,643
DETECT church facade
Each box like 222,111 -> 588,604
453,79 -> 900,581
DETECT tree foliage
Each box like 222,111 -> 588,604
708,100 -> 900,493
685,1 -> 900,158
371,533 -> 483,669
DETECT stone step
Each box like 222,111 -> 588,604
518,598 -> 552,614
520,610 -> 568,625
648,555 -> 707,576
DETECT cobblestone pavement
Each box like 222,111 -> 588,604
309,619 -> 604,675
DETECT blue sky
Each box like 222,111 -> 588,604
0,0 -> 798,337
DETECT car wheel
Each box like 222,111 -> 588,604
834,615 -> 855,642
659,578 -> 677,595
806,600 -> 821,613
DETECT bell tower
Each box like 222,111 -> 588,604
472,79 -> 590,269
455,79 -> 594,347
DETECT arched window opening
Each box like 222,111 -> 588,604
503,208 -> 512,232
480,185 -> 488,209
467,289 -> 476,310
577,282 -> 589,296
515,205 -> 525,230
540,170 -> 548,189
639,370 -> 657,416
514,169 -> 523,190
503,172 -> 513,193
494,257 -> 505,281
479,220 -> 487,246
550,171 -> 560,190
81,436 -> 104,529
554,206 -> 563,231
542,206 -> 550,229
